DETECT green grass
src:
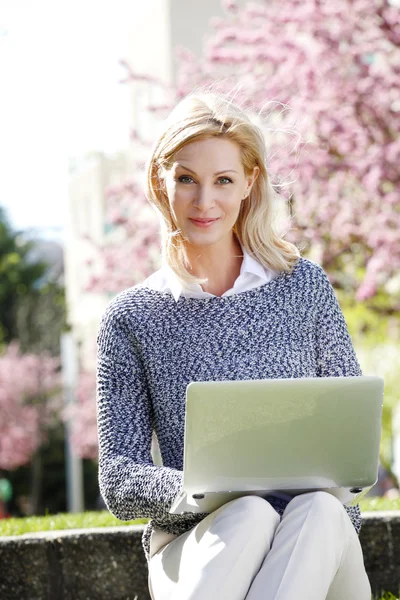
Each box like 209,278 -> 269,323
359,496 -> 400,512
0,510 -> 148,537
0,496 -> 399,537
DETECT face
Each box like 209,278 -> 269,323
163,137 -> 258,252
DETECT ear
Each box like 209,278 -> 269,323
244,166 -> 259,198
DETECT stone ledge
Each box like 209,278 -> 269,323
360,511 -> 400,596
0,525 -> 149,600
0,513 -> 399,599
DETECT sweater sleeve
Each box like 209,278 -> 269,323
314,267 -> 362,378
96,299 -> 185,525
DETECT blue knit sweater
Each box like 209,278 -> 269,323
96,257 -> 362,559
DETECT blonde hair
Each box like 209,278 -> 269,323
145,92 -> 300,286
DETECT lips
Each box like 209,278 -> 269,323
189,218 -> 219,223
189,218 -> 219,228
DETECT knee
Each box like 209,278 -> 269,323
223,495 -> 280,527
211,495 -> 280,553
307,490 -> 345,512
289,491 -> 348,525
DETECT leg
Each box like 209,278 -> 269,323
325,527 -> 371,600
148,495 -> 280,600
245,491 -> 371,600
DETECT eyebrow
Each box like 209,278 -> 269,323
176,164 -> 238,176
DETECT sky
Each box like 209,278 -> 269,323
0,0 -> 136,240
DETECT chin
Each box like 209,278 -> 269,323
185,232 -> 231,249
186,236 -> 218,248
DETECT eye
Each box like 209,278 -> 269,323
178,175 -> 195,184
217,176 -> 233,185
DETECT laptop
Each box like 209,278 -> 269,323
169,376 -> 384,515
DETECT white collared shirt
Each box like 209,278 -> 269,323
141,247 -> 278,302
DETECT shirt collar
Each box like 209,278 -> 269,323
240,247 -> 269,281
162,247 -> 271,303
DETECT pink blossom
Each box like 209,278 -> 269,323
0,342 -> 61,469
177,0 -> 400,296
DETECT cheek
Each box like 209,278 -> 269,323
167,186 -> 194,211
223,189 -> 244,212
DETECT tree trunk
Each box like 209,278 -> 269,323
30,450 -> 42,515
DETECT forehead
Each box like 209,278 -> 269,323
174,137 -> 242,166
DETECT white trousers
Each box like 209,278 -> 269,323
148,492 -> 371,600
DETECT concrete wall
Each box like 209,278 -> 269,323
1,513 -> 400,600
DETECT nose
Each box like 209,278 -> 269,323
193,184 -> 215,212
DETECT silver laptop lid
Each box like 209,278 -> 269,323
182,376 -> 384,495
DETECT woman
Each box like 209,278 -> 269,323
96,93 -> 371,599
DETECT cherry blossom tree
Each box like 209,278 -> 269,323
0,341 -> 62,470
84,178 -> 161,296
63,370 -> 98,460
85,0 -> 400,305
175,0 -> 400,305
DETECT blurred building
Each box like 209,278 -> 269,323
24,237 -> 64,287
65,0 -> 254,371
66,150 -> 134,370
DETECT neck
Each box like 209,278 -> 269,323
184,236 -> 243,296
